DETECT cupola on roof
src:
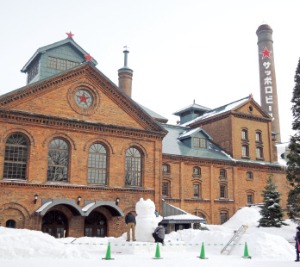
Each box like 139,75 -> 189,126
21,33 -> 97,85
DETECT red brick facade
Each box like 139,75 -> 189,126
0,64 -> 165,237
0,61 -> 287,238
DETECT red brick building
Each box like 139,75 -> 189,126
0,36 -> 287,237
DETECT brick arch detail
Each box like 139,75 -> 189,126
1,202 -> 31,228
1,128 -> 35,146
83,138 -> 114,154
195,209 -> 209,221
47,205 -> 77,221
121,142 -> 148,158
1,202 -> 31,217
42,132 -> 76,150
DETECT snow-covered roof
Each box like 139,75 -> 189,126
182,96 -> 250,126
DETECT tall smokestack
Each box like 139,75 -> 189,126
256,24 -> 281,142
118,46 -> 133,97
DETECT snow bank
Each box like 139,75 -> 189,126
0,206 -> 297,260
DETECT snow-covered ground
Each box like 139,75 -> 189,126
0,206 -> 298,267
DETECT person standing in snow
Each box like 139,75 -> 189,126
295,226 -> 300,261
152,225 -> 165,245
125,212 -> 136,241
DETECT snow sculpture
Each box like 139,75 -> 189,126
135,198 -> 162,242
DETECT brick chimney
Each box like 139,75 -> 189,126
118,46 -> 133,97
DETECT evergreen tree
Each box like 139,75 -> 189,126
287,57 -> 300,223
258,176 -> 285,227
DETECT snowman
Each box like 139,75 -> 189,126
134,198 -> 162,242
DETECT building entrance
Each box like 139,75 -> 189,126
42,210 -> 68,238
84,211 -> 107,237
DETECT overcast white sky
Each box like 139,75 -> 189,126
1,0 -> 300,143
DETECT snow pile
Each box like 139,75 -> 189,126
0,227 -> 86,259
0,205 -> 297,261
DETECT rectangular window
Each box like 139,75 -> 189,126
193,184 -> 200,198
220,212 -> 228,224
242,145 -> 249,157
193,137 -> 207,149
220,185 -> 227,198
242,129 -> 248,140
162,182 -> 169,196
247,194 -> 253,204
48,56 -> 79,71
256,147 -> 263,159
163,164 -> 170,173
256,132 -> 262,142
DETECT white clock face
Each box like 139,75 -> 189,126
75,89 -> 93,108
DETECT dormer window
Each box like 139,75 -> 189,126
48,56 -> 79,71
193,137 -> 207,149
27,60 -> 39,83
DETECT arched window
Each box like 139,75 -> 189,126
6,219 -> 16,228
47,138 -> 69,182
193,166 -> 201,176
88,143 -> 107,185
4,133 -> 29,180
246,171 -> 253,180
125,147 -> 142,187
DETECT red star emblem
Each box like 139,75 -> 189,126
66,31 -> 74,38
84,54 -> 93,62
261,48 -> 271,58
77,93 -> 89,104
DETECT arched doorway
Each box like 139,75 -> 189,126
6,219 -> 16,228
84,211 -> 107,237
42,210 -> 68,238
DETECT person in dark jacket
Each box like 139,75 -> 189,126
125,212 -> 136,241
295,226 -> 300,261
152,225 -> 165,245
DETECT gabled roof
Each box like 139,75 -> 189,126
178,127 -> 212,140
136,102 -> 168,123
0,63 -> 167,135
182,96 -> 270,126
21,38 -> 97,72
162,124 -> 233,161
173,102 -> 211,115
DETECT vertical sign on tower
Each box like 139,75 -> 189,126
256,24 -> 281,142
